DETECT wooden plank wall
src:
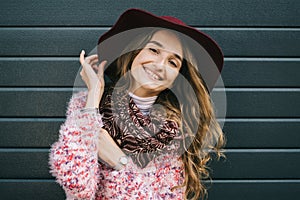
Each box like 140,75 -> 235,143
0,0 -> 299,199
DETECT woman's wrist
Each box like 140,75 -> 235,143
113,155 -> 129,171
85,89 -> 102,108
80,107 -> 99,113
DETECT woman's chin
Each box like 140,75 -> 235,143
130,84 -> 166,96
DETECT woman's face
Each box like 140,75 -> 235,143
129,30 -> 183,97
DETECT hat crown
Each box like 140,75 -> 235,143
161,16 -> 186,26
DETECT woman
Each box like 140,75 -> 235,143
49,9 -> 225,200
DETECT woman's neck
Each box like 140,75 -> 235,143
128,92 -> 157,115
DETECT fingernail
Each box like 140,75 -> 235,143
81,50 -> 85,54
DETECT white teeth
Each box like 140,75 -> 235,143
145,68 -> 159,80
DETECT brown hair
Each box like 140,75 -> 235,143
108,28 -> 225,200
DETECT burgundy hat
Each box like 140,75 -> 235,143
97,8 -> 224,92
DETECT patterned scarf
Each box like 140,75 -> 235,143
100,89 -> 180,168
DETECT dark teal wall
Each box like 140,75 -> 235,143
0,1 -> 299,199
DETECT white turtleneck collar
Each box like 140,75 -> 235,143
128,92 -> 157,115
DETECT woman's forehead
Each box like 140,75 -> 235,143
149,30 -> 183,58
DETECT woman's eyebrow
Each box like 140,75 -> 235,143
148,41 -> 183,61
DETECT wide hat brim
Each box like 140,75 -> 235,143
97,8 -> 224,92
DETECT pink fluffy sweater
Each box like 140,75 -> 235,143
49,91 -> 185,200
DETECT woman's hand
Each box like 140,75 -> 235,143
79,50 -> 107,108
98,128 -> 127,169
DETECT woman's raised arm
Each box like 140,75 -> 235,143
49,91 -> 103,199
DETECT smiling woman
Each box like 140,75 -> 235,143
49,8 -> 225,200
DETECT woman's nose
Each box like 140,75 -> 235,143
153,55 -> 168,71
152,62 -> 166,73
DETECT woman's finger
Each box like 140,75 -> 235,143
85,54 -> 98,64
80,50 -> 98,68
80,51 -> 98,76
79,50 -> 86,65
90,59 -> 100,70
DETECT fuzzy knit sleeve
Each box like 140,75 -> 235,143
49,91 -> 103,200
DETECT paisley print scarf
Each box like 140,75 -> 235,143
100,89 -> 180,168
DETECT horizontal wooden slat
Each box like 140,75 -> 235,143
0,28 -> 103,56
0,0 -> 299,27
0,58 -> 79,87
210,28 -> 300,57
208,180 -> 300,200
222,59 -> 300,87
1,90 -> 300,117
0,150 -> 52,179
1,119 -> 300,148
0,90 -> 73,117
210,150 -> 300,179
0,28 -> 299,57
1,58 -> 300,87
0,180 -> 299,200
223,120 -> 300,148
0,150 -> 300,179
0,119 -> 62,148
0,180 -> 65,200
222,89 -> 300,117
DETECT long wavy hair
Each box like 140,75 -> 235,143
106,28 -> 225,200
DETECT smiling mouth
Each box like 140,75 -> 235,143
143,66 -> 163,81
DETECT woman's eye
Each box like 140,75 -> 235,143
149,48 -> 159,54
169,60 -> 178,68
